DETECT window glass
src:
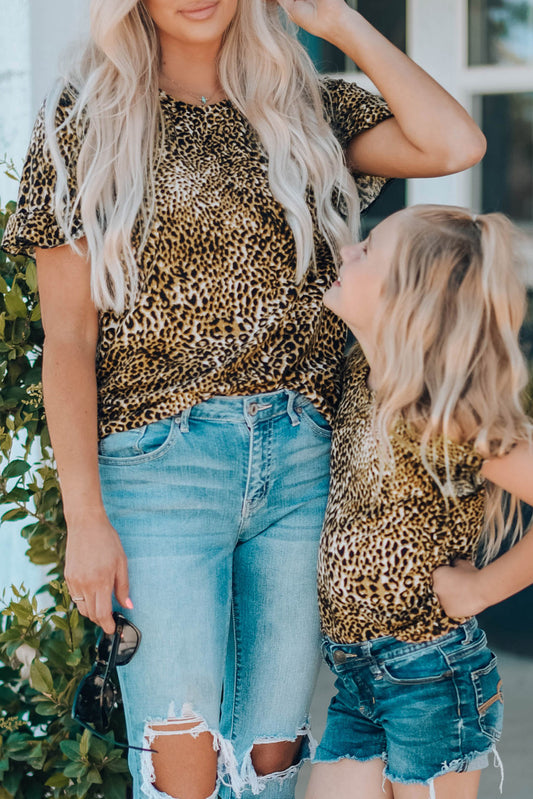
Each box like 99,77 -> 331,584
478,92 -> 533,226
299,0 -> 406,73
469,0 -> 533,65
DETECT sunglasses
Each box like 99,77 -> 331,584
72,611 -> 149,751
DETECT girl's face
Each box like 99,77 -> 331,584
143,0 -> 239,48
323,211 -> 404,336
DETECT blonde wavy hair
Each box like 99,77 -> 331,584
44,0 -> 360,312
372,205 -> 532,563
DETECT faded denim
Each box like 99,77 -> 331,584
98,390 -> 331,799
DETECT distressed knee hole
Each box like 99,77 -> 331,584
251,735 -> 304,777
243,723 -> 317,793
142,709 -> 218,799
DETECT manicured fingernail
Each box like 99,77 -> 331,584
125,598 -> 134,609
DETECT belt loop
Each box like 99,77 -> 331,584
179,407 -> 191,433
286,391 -> 300,427
461,618 -> 474,645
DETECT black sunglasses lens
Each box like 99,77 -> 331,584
74,670 -> 117,731
97,619 -> 140,666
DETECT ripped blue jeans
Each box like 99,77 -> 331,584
98,390 -> 331,799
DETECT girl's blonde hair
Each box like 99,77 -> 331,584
45,0 -> 360,312
372,205 -> 532,562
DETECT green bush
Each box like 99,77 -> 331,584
0,197 -> 131,799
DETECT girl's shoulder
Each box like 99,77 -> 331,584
394,420 -> 486,495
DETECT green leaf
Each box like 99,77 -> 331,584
24,262 -> 38,293
79,728 -> 90,758
65,648 -> 82,667
1,508 -> 28,522
88,736 -> 108,762
29,660 -> 54,694
2,459 -> 31,479
105,756 -> 130,773
4,292 -> 27,319
101,772 -> 128,799
45,773 -> 70,788
2,487 -> 30,503
63,761 -> 88,778
60,739 -> 81,761
34,701 -> 59,716
87,767 -> 103,785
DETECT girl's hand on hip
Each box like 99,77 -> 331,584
432,559 -> 488,619
277,0 -> 353,41
65,514 -> 132,634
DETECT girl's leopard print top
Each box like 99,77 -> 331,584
2,80 -> 391,438
318,345 -> 486,644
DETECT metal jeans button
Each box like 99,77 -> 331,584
248,402 -> 258,416
333,650 -> 347,664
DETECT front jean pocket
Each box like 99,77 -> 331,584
296,399 -> 332,439
471,654 -> 503,741
380,648 -> 453,685
98,417 -> 177,464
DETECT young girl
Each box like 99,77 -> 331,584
306,205 -> 533,799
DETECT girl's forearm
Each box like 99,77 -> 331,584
476,526 -> 533,610
326,8 -> 485,166
42,338 -> 106,527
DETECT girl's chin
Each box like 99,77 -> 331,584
323,287 -> 343,315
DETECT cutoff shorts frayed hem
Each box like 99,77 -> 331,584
313,747 -> 492,780
314,618 -> 504,791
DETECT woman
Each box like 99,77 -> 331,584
2,1 -> 485,798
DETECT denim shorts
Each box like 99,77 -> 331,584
98,390 -> 331,799
315,618 -> 504,789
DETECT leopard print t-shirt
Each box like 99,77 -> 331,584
2,80 -> 391,438
317,345 -> 486,644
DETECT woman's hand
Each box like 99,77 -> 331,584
65,512 -> 132,634
277,0 -> 352,41
432,560 -> 488,619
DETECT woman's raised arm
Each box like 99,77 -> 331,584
36,241 -> 130,634
279,0 -> 486,178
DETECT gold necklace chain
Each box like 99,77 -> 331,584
160,72 -> 223,106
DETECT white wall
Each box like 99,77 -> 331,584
0,0 -> 88,597
29,0 -> 89,115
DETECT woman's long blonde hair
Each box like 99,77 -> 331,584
372,205 -> 532,562
45,0 -> 360,312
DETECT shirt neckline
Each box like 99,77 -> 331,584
158,88 -> 232,111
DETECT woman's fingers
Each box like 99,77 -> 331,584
65,519 -> 129,632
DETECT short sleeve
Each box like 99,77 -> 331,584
396,423 -> 486,498
1,88 -> 84,259
321,77 -> 393,211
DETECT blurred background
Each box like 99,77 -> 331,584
1,1 -> 532,796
